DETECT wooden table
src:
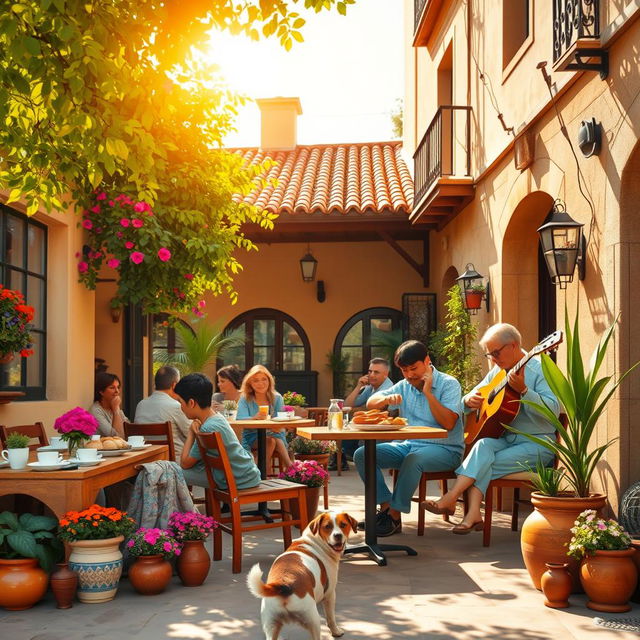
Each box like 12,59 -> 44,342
0,445 -> 169,518
295,425 -> 447,566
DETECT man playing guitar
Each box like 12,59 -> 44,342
422,323 -> 559,534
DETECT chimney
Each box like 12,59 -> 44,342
256,97 -> 302,150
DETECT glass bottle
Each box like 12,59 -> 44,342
328,399 -> 343,431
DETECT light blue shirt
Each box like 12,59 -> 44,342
188,414 -> 260,490
236,393 -> 286,449
463,356 -> 559,437
374,366 -> 464,453
354,377 -> 394,407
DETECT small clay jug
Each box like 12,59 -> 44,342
50,562 -> 78,609
177,540 -> 211,587
541,562 -> 571,608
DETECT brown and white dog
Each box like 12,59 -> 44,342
247,511 -> 358,640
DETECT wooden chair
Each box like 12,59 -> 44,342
303,407 -> 331,508
0,422 -> 48,451
196,430 -> 309,574
123,421 -> 176,460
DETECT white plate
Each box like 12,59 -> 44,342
28,460 -> 74,471
129,443 -> 152,451
68,456 -> 103,467
99,448 -> 132,456
353,423 -> 405,431
271,416 -> 299,422
37,445 -> 68,453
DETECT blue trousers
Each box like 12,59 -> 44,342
354,441 -> 462,514
457,433 -> 555,495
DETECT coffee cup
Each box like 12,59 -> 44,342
37,450 -> 63,465
2,448 -> 29,470
77,448 -> 99,461
127,436 -> 145,447
50,436 -> 64,448
277,411 -> 289,420
91,434 -> 101,441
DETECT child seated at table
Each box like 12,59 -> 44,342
175,373 -> 260,491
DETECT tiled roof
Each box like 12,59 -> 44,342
231,141 -> 413,216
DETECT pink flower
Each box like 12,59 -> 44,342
116,231 -> 124,239
125,241 -> 135,249
197,300 -> 206,309
107,258 -> 120,269
74,251 -> 80,258
184,273 -> 194,280
158,248 -> 171,262
134,201 -> 150,213
120,218 -> 130,227
96,192 -> 107,201
130,251 -> 144,264
109,200 -> 115,206
163,542 -> 172,552
131,218 -> 143,228
82,219 -> 93,229
127,539 -> 134,548
53,407 -> 98,436
90,205 -> 100,213
77,261 -> 88,273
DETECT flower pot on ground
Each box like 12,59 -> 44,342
50,562 -> 78,609
632,539 -> 640,604
0,558 -> 48,610
2,432 -> 30,470
168,512 -> 217,587
510,307 -> 640,590
290,487 -> 321,525
541,562 -> 572,609
126,527 -> 181,595
279,460 -> 329,526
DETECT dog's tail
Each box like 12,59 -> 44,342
247,563 -> 294,599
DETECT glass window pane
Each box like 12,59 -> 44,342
283,322 -> 302,346
27,225 -> 45,274
7,267 -> 23,292
283,346 -> 305,371
340,347 -> 361,373
26,276 -> 45,329
254,319 -> 275,347
1,353 -> 22,387
26,333 -> 43,387
253,346 -> 275,370
5,215 -> 24,268
223,344 -> 245,370
152,317 -> 169,349
343,373 -> 361,396
343,321 -> 363,346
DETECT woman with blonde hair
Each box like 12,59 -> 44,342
236,364 -> 292,474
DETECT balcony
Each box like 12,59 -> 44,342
411,106 -> 474,229
552,0 -> 608,78
413,0 -> 446,46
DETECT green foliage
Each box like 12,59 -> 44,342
370,327 -> 403,365
519,457 -> 565,497
326,351 -> 350,399
507,306 -> 640,497
289,436 -> 336,455
432,286 -> 481,393
0,511 -> 63,573
567,509 -> 632,559
465,283 -> 486,292
5,432 -> 30,449
282,391 -> 306,407
153,317 -> 245,375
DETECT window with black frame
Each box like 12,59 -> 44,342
0,205 -> 47,400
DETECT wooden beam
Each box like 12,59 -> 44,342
378,230 -> 429,287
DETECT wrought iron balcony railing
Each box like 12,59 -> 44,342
413,106 -> 471,205
553,0 -> 601,64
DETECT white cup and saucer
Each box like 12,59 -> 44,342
72,448 -> 103,466
28,450 -> 70,471
127,436 -> 146,450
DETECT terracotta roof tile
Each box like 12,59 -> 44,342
231,141 -> 412,216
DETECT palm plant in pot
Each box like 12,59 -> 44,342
508,308 -> 639,591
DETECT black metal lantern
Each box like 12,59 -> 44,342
537,200 -> 586,289
456,263 -> 489,314
299,250 -> 318,282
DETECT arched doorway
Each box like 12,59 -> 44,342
440,265 -> 459,321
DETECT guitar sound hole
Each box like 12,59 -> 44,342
488,391 -> 495,404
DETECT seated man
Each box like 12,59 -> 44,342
353,340 -> 463,536
175,373 -> 261,491
330,358 -> 394,471
134,365 -> 193,459
422,323 -> 559,533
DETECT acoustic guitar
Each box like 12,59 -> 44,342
467,330 -> 563,442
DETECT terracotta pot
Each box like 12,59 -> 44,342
129,555 -> 172,595
541,562 -> 571,608
580,548 -> 638,612
0,558 -> 48,611
177,540 -> 211,587
294,453 -> 330,467
50,562 -> 78,609
0,353 -> 14,365
464,290 -> 483,309
68,535 -> 124,603
520,492 -> 606,591
290,486 -> 321,528
631,539 -> 640,603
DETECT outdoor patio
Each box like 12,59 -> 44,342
1,471 -> 638,640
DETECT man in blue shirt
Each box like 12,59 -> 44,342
353,341 -> 463,536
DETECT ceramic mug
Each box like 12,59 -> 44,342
2,448 -> 29,470
77,448 -> 99,461
37,450 -> 63,465
127,436 -> 145,447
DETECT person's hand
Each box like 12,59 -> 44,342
465,392 -> 484,409
507,368 -> 527,394
385,393 -> 403,406
110,394 -> 121,411
253,412 -> 268,420
421,367 -> 434,395
190,420 -> 201,436
357,375 -> 369,387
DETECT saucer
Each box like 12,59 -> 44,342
37,445 -> 68,453
0,460 -> 9,468
28,460 -> 73,472
129,443 -> 152,451
68,456 -> 103,467
271,416 -> 300,422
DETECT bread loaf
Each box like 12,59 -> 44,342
85,440 -> 102,450
101,437 -> 119,450
112,437 -> 130,449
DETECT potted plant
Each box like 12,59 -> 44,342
1,432 -> 30,470
58,504 -> 136,603
279,460 -> 329,522
463,283 -> 485,310
568,509 -> 637,612
53,407 -> 99,458
222,399 -> 238,421
0,511 -> 63,610
168,511 -> 218,586
0,285 -> 34,364
126,527 -> 181,595
282,391 -> 307,417
289,435 -> 336,465
509,308 -> 640,590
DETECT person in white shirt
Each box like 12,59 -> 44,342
134,366 -> 194,459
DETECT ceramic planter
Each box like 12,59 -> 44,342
541,562 -> 572,608
0,558 -> 48,610
50,562 -> 78,609
290,486 -> 321,527
580,548 -> 638,612
464,290 -> 484,309
177,540 -> 211,587
128,555 -> 172,595
1,447 -> 29,470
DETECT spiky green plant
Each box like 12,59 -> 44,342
153,318 -> 245,376
507,307 -> 639,497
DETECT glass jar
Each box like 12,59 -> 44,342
328,399 -> 343,431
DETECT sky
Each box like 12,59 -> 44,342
204,0 -> 404,148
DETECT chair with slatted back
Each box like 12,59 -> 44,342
0,422 -> 48,451
196,430 -> 308,574
300,407 -> 331,508
123,421 -> 176,460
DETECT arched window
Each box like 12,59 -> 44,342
220,308 -> 310,372
333,307 -> 403,396
150,314 -> 190,368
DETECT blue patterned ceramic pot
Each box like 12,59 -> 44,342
68,536 -> 123,603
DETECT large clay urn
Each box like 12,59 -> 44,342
0,558 -> 48,610
128,555 -> 172,595
520,492 -> 606,591
580,548 -> 638,612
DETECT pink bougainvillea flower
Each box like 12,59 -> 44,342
109,200 -> 115,206
82,219 -> 93,229
116,231 -> 124,239
158,248 -> 171,262
134,201 -> 150,213
131,218 -> 143,228
90,205 -> 101,214
75,251 -> 80,258
107,258 -> 120,269
120,218 -> 130,227
125,241 -> 135,249
96,192 -> 107,201
77,261 -> 89,273
184,273 -> 194,280
130,251 -> 144,264
197,300 -> 206,309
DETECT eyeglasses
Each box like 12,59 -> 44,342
483,344 -> 508,359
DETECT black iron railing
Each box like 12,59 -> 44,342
553,0 -> 601,63
414,0 -> 427,32
413,106 -> 471,205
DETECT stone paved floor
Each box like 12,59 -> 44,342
2,470 -> 639,639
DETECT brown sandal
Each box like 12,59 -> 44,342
451,520 -> 484,535
420,500 -> 456,517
